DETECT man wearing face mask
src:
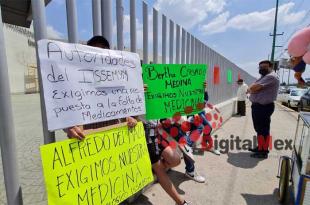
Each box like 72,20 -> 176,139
248,60 -> 279,158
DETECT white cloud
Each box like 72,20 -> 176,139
154,0 -> 227,29
199,11 -> 229,34
46,25 -> 63,39
201,2 -> 306,35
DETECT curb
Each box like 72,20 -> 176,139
275,102 -> 298,119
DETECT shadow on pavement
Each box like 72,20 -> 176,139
242,187 -> 294,205
227,152 -> 266,169
126,194 -> 153,205
241,189 -> 281,205
168,169 -> 192,195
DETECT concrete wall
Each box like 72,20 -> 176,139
3,24 -> 37,94
215,98 -> 238,123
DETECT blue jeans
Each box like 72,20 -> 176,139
184,132 -> 195,173
184,112 -> 212,172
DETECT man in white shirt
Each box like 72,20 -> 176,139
236,79 -> 248,116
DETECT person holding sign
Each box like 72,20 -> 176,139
149,81 -> 208,184
63,36 -> 189,205
184,89 -> 221,184
141,118 -> 191,205
63,36 -> 138,139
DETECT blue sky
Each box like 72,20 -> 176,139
45,0 -> 310,82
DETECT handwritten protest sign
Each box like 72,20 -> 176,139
142,64 -> 207,119
37,39 -> 145,131
40,122 -> 153,205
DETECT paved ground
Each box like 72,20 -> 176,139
0,94 -> 298,205
132,101 -> 297,205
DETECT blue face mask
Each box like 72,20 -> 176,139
292,59 -> 306,72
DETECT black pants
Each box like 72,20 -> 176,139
237,101 -> 246,116
251,103 -> 275,137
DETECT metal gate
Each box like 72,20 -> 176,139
0,0 -> 256,204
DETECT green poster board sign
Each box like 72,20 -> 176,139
142,64 -> 207,120
227,69 -> 232,84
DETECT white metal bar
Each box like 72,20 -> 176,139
92,0 -> 102,35
175,24 -> 180,64
153,8 -> 158,63
0,5 -> 23,205
162,15 -> 167,63
186,32 -> 190,64
66,0 -> 78,43
143,1 -> 148,64
31,0 -> 55,144
101,0 -> 113,47
116,0 -> 124,50
169,19 -> 174,63
191,35 -> 194,63
181,28 -> 186,64
130,0 -> 136,52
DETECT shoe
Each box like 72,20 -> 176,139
248,146 -> 259,152
211,149 -> 221,155
176,200 -> 191,205
249,146 -> 269,153
250,152 -> 268,159
185,171 -> 205,183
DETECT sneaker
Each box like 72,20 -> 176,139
250,152 -> 268,159
249,146 -> 269,153
185,171 -> 205,183
176,200 -> 191,205
211,148 -> 221,156
248,146 -> 259,152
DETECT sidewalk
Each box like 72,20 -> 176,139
132,102 -> 297,205
0,95 -> 298,205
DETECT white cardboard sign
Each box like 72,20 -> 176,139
37,39 -> 145,131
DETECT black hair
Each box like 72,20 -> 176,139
237,79 -> 244,83
87,36 -> 110,48
259,60 -> 272,67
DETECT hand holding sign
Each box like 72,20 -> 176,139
40,122 -> 153,205
142,64 -> 207,120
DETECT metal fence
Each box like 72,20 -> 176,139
0,0 -> 256,204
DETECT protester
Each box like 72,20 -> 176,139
141,118 -> 190,205
65,37 -> 190,205
157,83 -> 211,183
236,79 -> 248,116
158,117 -> 205,184
188,90 -> 221,156
248,60 -> 279,158
185,90 -> 220,182
142,82 -> 192,205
